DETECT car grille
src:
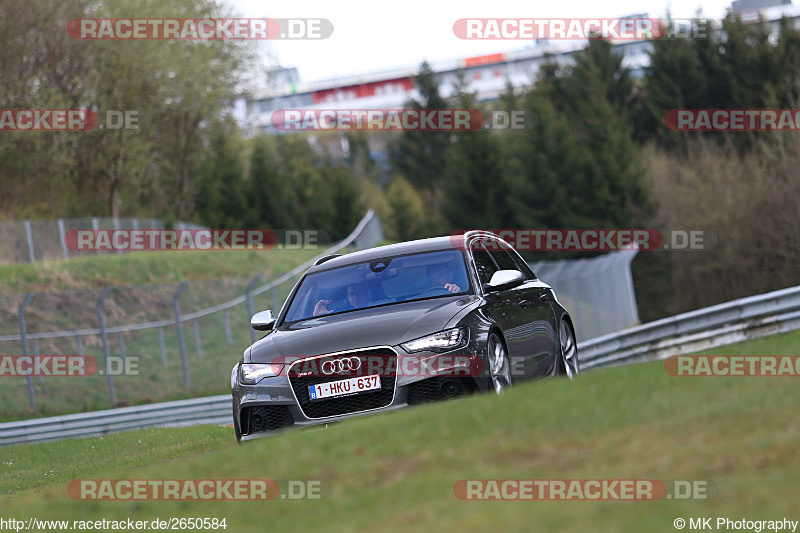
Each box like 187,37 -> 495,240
288,348 -> 397,419
242,405 -> 294,435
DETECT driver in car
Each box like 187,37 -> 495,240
427,263 -> 462,293
313,283 -> 369,316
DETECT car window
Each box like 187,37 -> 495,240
499,242 -> 536,279
470,242 -> 499,285
282,249 -> 471,323
489,247 -> 518,272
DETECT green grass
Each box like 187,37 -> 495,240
3,329 -> 800,532
0,248 -> 321,294
0,426 -> 232,496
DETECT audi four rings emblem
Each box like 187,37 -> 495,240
321,356 -> 362,375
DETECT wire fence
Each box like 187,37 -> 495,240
0,217 -> 207,264
0,211 -> 384,420
530,250 -> 639,341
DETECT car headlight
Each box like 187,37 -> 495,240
240,363 -> 284,384
401,328 -> 468,353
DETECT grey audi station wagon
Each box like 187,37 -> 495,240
231,231 -> 578,442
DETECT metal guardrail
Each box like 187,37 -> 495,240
3,269 -> 800,447
0,395 -> 231,446
580,284 -> 800,369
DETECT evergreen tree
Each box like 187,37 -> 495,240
193,118 -> 247,228
384,176 -> 427,241
441,75 -> 509,230
246,135 -> 291,229
389,61 -> 451,190
320,163 -> 364,240
504,90 -> 586,230
505,41 -> 646,232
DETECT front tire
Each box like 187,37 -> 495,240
558,319 -> 579,378
233,405 -> 242,443
488,333 -> 512,393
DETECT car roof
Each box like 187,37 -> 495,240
309,235 -> 468,273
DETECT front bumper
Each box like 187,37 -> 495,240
231,344 -> 487,441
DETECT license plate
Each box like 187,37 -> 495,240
308,374 -> 381,401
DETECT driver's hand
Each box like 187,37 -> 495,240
313,299 -> 332,316
444,283 -> 461,293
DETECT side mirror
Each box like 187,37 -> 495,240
485,270 -> 525,293
251,310 -> 276,331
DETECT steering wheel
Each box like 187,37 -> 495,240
419,286 -> 451,297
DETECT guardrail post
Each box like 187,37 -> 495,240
192,319 -> 203,359
57,219 -> 69,259
173,282 -> 190,387
223,310 -> 233,346
33,339 -> 42,384
24,220 -> 35,263
245,275 -> 262,344
96,286 -> 117,406
113,218 -> 122,254
271,288 -> 278,315
158,327 -> 167,367
117,331 -> 126,363
76,335 -> 84,356
18,293 -> 36,409
91,217 -> 100,256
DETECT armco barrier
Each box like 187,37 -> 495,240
3,276 -> 800,446
0,395 -> 231,446
580,284 -> 800,369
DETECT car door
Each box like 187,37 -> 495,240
489,243 -> 559,378
469,241 -> 529,368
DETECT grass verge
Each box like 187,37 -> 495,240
2,329 -> 799,531
0,248 -> 321,294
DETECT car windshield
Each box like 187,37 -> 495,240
283,249 -> 471,323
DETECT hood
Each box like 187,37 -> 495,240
247,296 -> 477,363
